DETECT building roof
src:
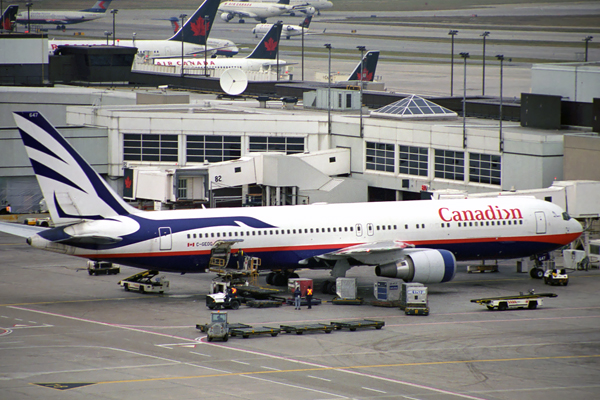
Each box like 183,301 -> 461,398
370,94 -> 458,120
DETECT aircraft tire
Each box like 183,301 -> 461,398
273,273 -> 287,286
124,283 -> 129,291
327,281 -> 336,295
239,19 -> 245,23
321,280 -> 329,294
266,272 -> 275,285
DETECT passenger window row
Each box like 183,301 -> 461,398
186,226 -> 356,239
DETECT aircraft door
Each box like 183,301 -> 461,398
535,212 -> 547,234
355,223 -> 363,237
367,223 -> 374,236
159,227 -> 172,250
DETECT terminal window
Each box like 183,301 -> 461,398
399,145 -> 428,177
187,135 -> 241,163
366,142 -> 394,172
434,149 -> 464,181
469,153 -> 501,185
249,136 -> 304,154
124,133 -> 178,162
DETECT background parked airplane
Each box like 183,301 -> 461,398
219,0 -> 314,23
252,15 -> 312,39
167,15 -> 238,57
0,112 -> 583,291
16,0 -> 113,30
155,22 -> 290,74
284,0 -> 332,16
1,4 -> 18,32
49,0 -> 229,59
347,50 -> 380,81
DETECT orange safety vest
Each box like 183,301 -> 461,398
231,287 -> 237,295
307,288 -> 313,296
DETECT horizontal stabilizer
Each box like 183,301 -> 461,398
0,221 -> 47,238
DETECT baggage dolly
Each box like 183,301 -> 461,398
330,319 -> 385,331
279,323 -> 334,335
229,326 -> 280,338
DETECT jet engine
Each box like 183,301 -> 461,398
375,249 -> 456,283
221,12 -> 235,22
300,6 -> 316,15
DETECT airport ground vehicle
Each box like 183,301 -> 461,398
471,291 -> 557,311
206,291 -> 241,310
544,269 -> 569,286
206,311 -> 229,342
119,270 -> 169,293
87,260 -> 120,275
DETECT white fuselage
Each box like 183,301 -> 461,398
154,57 -> 289,73
253,23 -> 306,38
219,1 -> 294,21
48,38 -> 237,58
16,11 -> 106,26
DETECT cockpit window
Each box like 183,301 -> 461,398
562,212 -> 571,221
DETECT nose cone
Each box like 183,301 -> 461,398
570,218 -> 584,236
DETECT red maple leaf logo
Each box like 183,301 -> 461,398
361,69 -> 373,81
191,17 -> 210,37
125,176 -> 132,189
264,38 -> 278,52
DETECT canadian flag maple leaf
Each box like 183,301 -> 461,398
361,69 -> 373,81
264,38 -> 278,52
125,176 -> 132,189
191,17 -> 209,37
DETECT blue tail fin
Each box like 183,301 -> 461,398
168,0 -> 220,45
2,4 -> 18,31
81,0 -> 113,13
13,112 -> 138,225
246,21 -> 282,60
347,50 -> 380,82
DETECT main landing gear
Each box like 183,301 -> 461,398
266,271 -> 299,286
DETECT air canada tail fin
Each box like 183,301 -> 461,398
13,112 -> 139,226
246,21 -> 282,60
169,16 -> 181,34
2,4 -> 18,31
347,50 -> 380,82
81,0 -> 113,13
168,0 -> 220,45
300,15 -> 312,28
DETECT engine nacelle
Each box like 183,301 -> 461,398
302,6 -> 316,15
221,12 -> 234,22
375,249 -> 456,283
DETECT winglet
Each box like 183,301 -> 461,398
13,112 -> 139,225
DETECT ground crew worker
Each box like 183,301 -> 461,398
306,286 -> 313,309
294,286 -> 301,310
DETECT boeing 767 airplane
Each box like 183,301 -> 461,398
0,112 -> 582,291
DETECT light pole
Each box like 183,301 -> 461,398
584,36 -> 593,62
357,45 -> 366,138
104,31 -> 111,45
26,2 -> 33,33
448,29 -> 458,96
204,14 -> 210,76
324,43 -> 332,135
481,31 -> 490,95
179,13 -> 187,77
496,54 -> 504,152
301,23 -> 305,80
110,9 -> 118,45
460,52 -> 469,149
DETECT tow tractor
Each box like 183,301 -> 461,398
118,270 -> 170,294
87,260 -> 120,275
544,269 -> 569,286
206,311 -> 230,342
471,290 -> 557,311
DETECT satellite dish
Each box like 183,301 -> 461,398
219,68 -> 248,96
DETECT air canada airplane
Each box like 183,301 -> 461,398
16,0 -> 113,30
347,50 -> 379,81
219,0 -> 314,23
252,15 -> 312,39
154,22 -> 291,74
49,0 -> 229,59
167,16 -> 238,57
0,111 -> 583,290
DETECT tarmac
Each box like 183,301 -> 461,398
1,229 -> 599,400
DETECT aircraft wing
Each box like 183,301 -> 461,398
305,240 -> 414,265
0,221 -> 47,238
